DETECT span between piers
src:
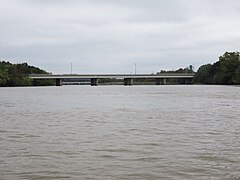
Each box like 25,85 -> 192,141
29,73 -> 195,86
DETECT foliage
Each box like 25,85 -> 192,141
157,66 -> 194,84
194,52 -> 240,84
157,66 -> 194,74
0,61 -> 53,87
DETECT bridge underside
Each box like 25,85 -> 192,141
50,77 -> 193,86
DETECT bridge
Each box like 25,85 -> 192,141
29,73 -> 195,86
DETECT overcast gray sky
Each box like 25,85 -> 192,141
1,0 -> 240,74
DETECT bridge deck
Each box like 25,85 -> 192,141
29,73 -> 195,79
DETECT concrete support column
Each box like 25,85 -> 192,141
161,78 -> 167,85
124,78 -> 133,86
155,78 -> 166,85
91,78 -> 98,86
184,78 -> 192,84
155,78 -> 161,85
56,78 -> 63,86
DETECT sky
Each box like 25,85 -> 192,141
1,0 -> 240,74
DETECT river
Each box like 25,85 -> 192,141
0,85 -> 239,179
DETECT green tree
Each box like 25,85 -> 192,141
233,65 -> 240,84
0,69 -> 9,86
194,51 -> 240,85
194,64 -> 213,84
0,61 -> 53,86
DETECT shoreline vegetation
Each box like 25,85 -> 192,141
0,62 -> 53,86
194,52 -> 240,85
0,51 -> 240,87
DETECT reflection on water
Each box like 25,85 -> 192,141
0,85 -> 240,179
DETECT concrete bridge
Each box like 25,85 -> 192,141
29,73 -> 195,86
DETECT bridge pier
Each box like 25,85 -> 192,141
162,78 -> 167,85
91,78 -> 98,86
56,78 -> 63,86
155,78 -> 161,85
184,78 -> 192,84
155,78 -> 166,85
124,78 -> 133,86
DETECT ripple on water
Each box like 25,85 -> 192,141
0,85 -> 239,179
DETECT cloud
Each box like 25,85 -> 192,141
0,0 -> 240,73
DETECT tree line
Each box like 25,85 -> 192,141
194,52 -> 240,84
0,61 -> 53,87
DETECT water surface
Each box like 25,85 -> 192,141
0,85 -> 239,179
